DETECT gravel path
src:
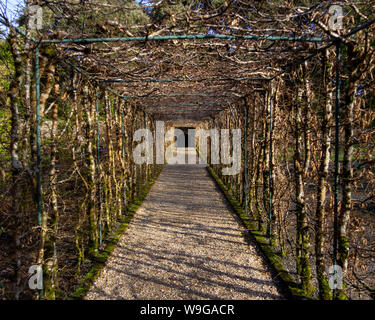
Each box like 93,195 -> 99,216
86,153 -> 284,300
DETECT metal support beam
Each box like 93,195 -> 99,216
268,80 -> 274,239
146,109 -> 223,113
96,92 -> 102,248
122,93 -> 235,98
143,104 -> 229,108
35,45 -> 44,298
41,33 -> 325,44
35,47 -> 42,226
121,106 -> 127,209
103,77 -> 270,83
333,41 -> 341,294
243,102 -> 248,215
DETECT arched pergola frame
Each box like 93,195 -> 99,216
1,13 -> 375,298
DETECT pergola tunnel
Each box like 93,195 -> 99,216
0,1 -> 375,301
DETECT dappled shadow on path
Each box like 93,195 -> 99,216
85,161 -> 284,300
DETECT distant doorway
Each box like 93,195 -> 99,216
175,127 -> 195,148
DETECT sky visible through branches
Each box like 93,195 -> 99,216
1,0 -> 21,18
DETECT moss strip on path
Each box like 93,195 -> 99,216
207,166 -> 311,300
68,167 -> 163,300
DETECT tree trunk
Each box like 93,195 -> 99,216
85,87 -> 98,257
8,27 -> 23,300
294,73 -> 313,295
43,84 -> 59,299
315,49 -> 333,300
